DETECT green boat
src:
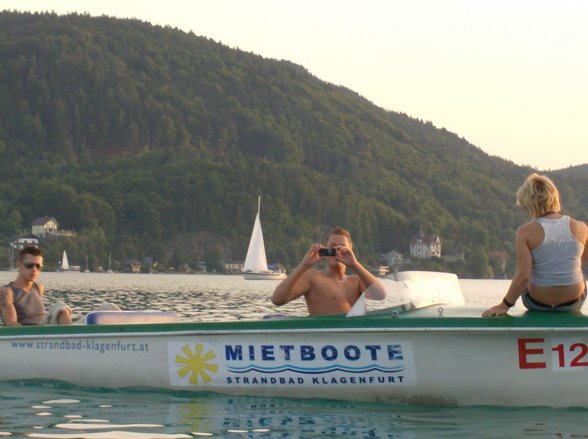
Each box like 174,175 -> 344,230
2,272 -> 587,407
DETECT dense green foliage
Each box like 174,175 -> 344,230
1,11 -> 587,276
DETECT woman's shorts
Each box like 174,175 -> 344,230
522,284 -> 587,312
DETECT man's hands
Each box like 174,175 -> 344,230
302,244 -> 358,269
334,245 -> 358,268
301,244 -> 324,267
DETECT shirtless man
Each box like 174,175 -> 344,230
271,227 -> 387,316
0,247 -> 72,326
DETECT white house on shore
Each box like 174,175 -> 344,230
409,228 -> 442,259
10,234 -> 39,250
380,250 -> 403,268
31,216 -> 59,237
31,216 -> 75,237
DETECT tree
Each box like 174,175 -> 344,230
468,248 -> 493,279
204,246 -> 224,273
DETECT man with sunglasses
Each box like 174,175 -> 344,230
0,247 -> 72,326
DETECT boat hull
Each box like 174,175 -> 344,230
3,306 -> 588,407
242,271 -> 286,280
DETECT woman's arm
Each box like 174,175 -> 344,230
580,221 -> 588,270
483,226 -> 532,317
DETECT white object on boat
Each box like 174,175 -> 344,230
85,311 -> 181,325
345,294 -> 366,317
388,270 -> 465,307
347,271 -> 465,317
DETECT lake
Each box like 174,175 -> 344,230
0,272 -> 586,438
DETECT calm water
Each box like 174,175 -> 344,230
1,272 -> 587,438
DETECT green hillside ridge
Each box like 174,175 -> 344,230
1,11 -> 587,277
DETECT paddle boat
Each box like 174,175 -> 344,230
2,271 -> 588,408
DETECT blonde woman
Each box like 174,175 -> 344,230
483,173 -> 588,316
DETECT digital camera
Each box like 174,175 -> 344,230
318,248 -> 337,257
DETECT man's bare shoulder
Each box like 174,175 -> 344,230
302,267 -> 323,280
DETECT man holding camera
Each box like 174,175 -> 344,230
271,227 -> 386,316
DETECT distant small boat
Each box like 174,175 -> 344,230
242,197 -> 286,280
58,250 -> 80,272
106,252 -> 114,273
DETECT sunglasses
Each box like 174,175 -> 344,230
23,262 -> 43,270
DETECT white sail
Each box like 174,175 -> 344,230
242,197 -> 286,280
243,197 -> 269,273
61,250 -> 70,271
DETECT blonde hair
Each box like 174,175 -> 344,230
516,173 -> 561,218
326,226 -> 353,249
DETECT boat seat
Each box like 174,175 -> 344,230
85,310 -> 181,325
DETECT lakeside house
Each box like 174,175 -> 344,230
31,216 -> 75,238
31,216 -> 58,237
123,259 -> 142,273
10,234 -> 39,251
409,228 -> 442,259
381,250 -> 403,268
225,262 -> 244,273
443,243 -> 466,263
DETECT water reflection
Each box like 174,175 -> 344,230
1,381 -> 418,438
3,379 -> 588,438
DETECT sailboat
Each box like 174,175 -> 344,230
242,197 -> 286,280
106,252 -> 114,273
58,250 -> 80,272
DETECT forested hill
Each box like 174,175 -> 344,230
1,11 -> 587,276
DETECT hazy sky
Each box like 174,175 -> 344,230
2,0 -> 587,170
